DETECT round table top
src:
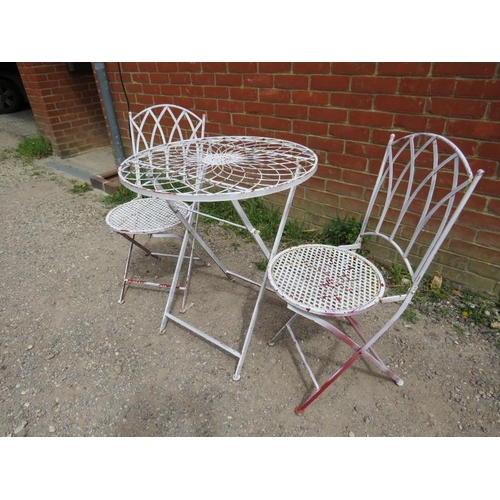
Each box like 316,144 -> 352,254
118,136 -> 318,202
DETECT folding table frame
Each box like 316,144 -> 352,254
118,136 -> 318,380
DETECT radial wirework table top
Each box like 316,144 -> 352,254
118,136 -> 318,202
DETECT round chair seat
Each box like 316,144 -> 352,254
268,244 -> 385,316
105,197 -> 190,235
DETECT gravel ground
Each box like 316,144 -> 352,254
1,138 -> 500,441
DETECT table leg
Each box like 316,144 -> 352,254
233,184 -> 298,380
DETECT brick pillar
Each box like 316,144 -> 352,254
17,62 -> 110,158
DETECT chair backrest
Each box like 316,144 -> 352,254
129,104 -> 206,154
358,132 -> 484,294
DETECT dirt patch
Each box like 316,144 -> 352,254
1,149 -> 499,437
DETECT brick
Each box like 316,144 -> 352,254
316,163 -> 343,180
177,62 -> 201,72
275,74 -> 309,89
181,85 -> 203,97
476,231 -> 500,247
136,62 -> 157,72
233,113 -> 260,127
488,198 -> 500,216
433,62 -> 497,78
259,62 -> 292,73
191,73 -> 215,85
158,84 -> 181,96
244,101 -> 274,115
310,75 -> 350,91
230,87 -> 258,101
330,92 -> 373,109
169,73 -> 191,84
325,178 -> 366,198
120,62 -> 139,72
375,95 -> 425,114
400,77 -> 456,96
468,158 -> 498,177
292,90 -> 329,106
379,62 -> 431,76
303,176 -> 326,191
327,152 -> 367,171
274,104 -> 308,119
393,114 -> 446,134
131,73 -> 151,84
220,124 -> 246,135
427,97 -> 487,118
451,239 -> 500,262
261,116 -> 292,131
489,102 -> 500,120
260,88 -> 291,103
243,74 -> 274,87
459,209 -> 499,231
479,141 -> 500,160
351,76 -> 399,94
218,99 -> 244,112
349,109 -> 393,127
448,118 -> 500,141
346,141 -> 387,161
216,73 -> 243,86
341,168 -> 378,186
455,79 -> 500,99
293,120 -> 328,136
308,137 -> 344,156
309,106 -> 348,123
203,86 -> 228,98
443,224 -> 477,242
341,196 -> 371,214
293,62 -> 331,74
155,62 -> 177,72
329,124 -> 370,141
228,62 -> 258,73
142,84 -> 161,95
331,62 -> 376,75
305,188 -> 338,207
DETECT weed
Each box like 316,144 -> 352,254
200,198 -> 307,245
102,185 -> 136,206
255,260 -> 268,271
17,134 -> 52,161
70,182 -> 92,194
318,215 -> 361,246
461,294 -> 490,326
402,306 -> 418,324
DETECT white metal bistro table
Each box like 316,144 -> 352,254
118,135 -> 318,380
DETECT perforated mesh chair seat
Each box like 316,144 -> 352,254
268,245 -> 385,316
106,198 -> 189,235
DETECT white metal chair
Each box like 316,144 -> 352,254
267,132 -> 484,415
106,104 -> 208,308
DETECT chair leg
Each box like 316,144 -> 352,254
180,207 -> 202,313
271,310 -> 404,415
268,313 -> 299,346
118,235 -> 135,304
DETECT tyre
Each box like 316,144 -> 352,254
0,77 -> 23,114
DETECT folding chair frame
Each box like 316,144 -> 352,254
267,132 -> 484,415
106,104 -> 208,309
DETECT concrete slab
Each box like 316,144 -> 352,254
0,108 -> 118,190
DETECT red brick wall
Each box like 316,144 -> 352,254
103,62 -> 500,298
17,63 -> 109,158
102,63 -> 500,298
